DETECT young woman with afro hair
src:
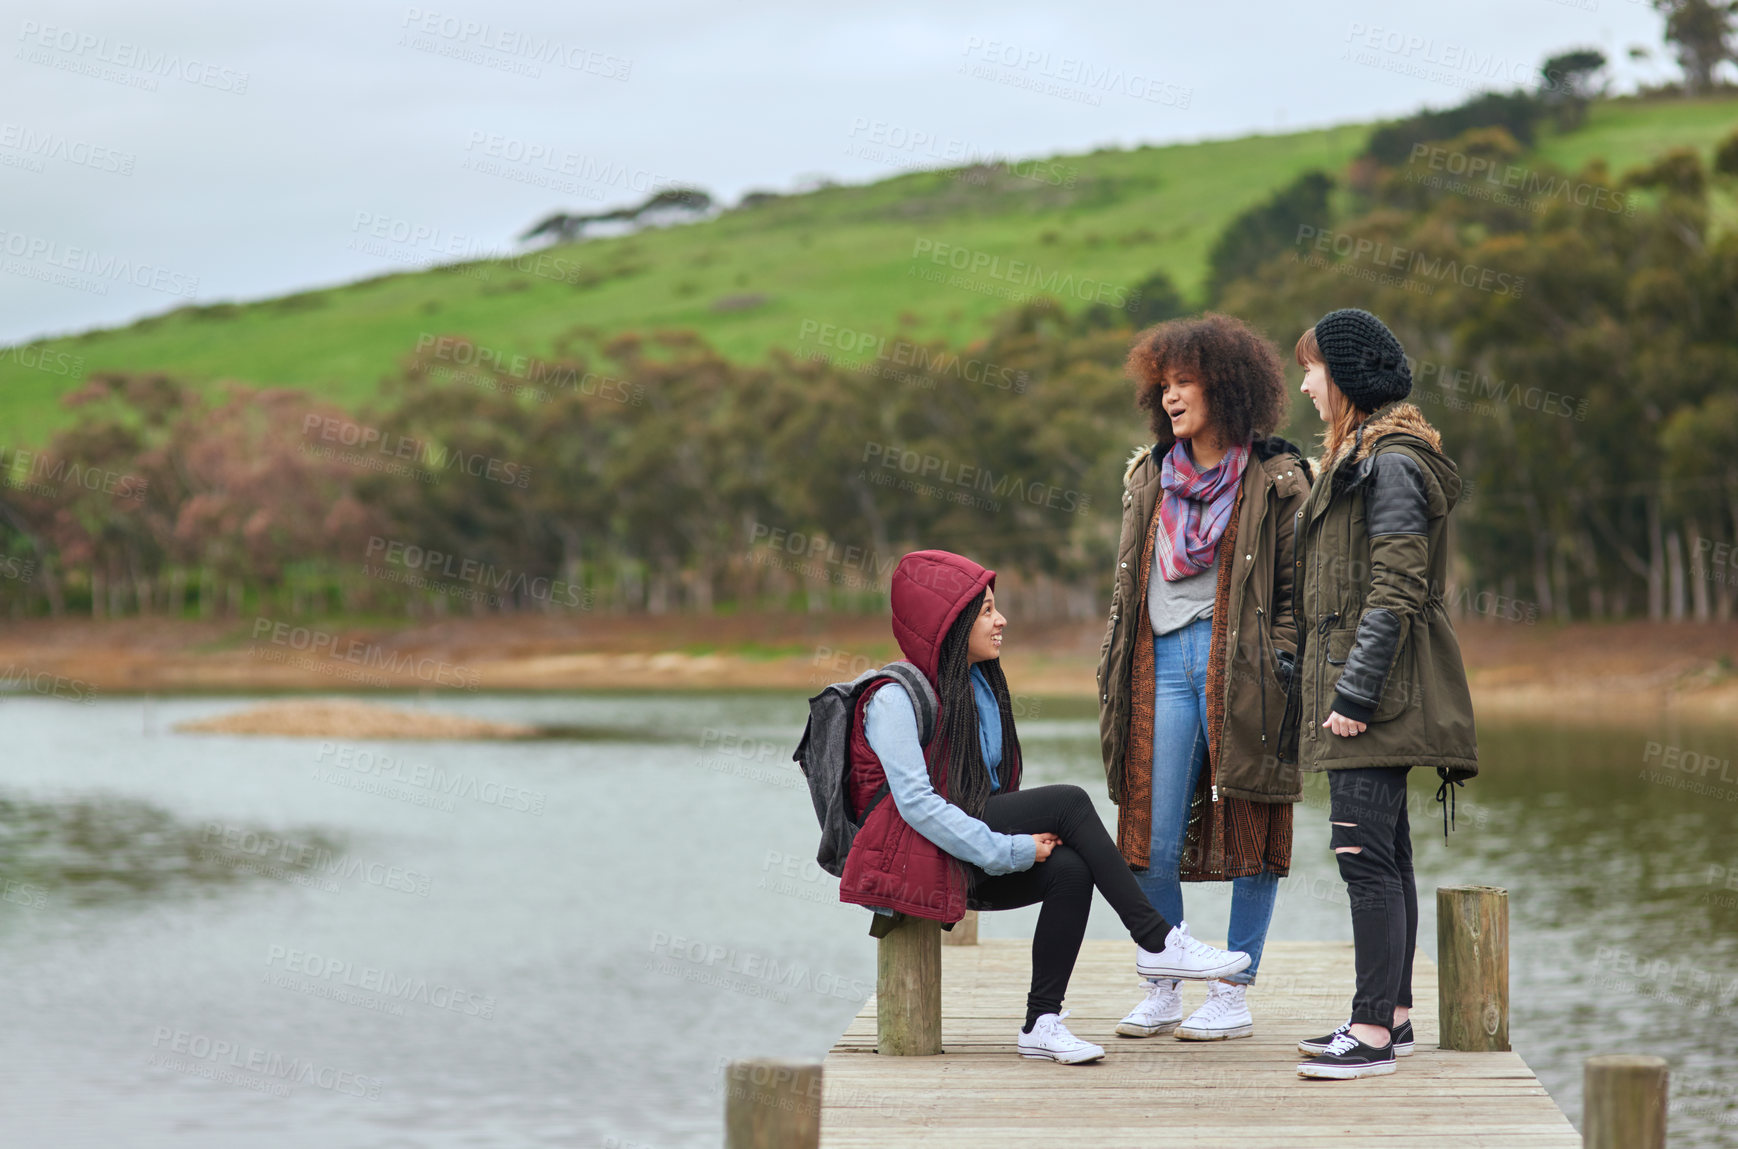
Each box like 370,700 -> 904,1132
1096,313 -> 1313,1045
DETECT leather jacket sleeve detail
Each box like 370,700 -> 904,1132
1333,606 -> 1400,722
1333,451 -> 1434,721
1366,451 -> 1429,536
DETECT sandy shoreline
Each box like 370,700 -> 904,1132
175,699 -> 542,739
1,613 -> 1734,726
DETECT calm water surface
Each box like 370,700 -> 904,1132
0,692 -> 1733,1146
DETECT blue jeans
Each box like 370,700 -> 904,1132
1134,616 -> 1279,985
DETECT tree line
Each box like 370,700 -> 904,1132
3,122 -> 1737,625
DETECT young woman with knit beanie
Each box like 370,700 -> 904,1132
1096,314 -> 1312,1045
1286,308 -> 1479,1080
841,550 -> 1253,1065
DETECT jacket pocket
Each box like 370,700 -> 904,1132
1318,626 -> 1355,722
1326,626 -> 1356,664
1327,621 -> 1415,723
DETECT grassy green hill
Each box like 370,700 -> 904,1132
4,94 -> 1737,445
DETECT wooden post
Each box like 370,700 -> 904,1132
1435,885 -> 1509,1051
941,909 -> 978,946
1583,1055 -> 1668,1149
722,1059 -> 821,1149
877,914 -> 942,1055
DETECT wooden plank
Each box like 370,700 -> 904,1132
820,940 -> 1577,1148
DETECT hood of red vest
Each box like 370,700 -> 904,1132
889,550 -> 996,685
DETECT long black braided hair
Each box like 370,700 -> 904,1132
926,589 -> 1022,819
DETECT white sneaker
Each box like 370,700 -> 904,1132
1135,922 -> 1252,981
1116,978 -> 1182,1037
1176,980 -> 1254,1040
1017,1010 -> 1105,1064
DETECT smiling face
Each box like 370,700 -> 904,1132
1300,358 -> 1342,423
966,587 -> 1006,664
1158,365 -> 1218,447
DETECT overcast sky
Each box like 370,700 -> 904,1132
0,0 -> 1676,345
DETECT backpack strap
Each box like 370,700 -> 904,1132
847,661 -> 937,828
876,660 -> 938,746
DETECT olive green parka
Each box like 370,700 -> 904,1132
1284,401 -> 1478,777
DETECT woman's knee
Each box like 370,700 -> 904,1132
1034,783 -> 1094,832
1331,823 -> 1398,881
1041,844 -> 1092,892
1334,845 -> 1400,890
1055,783 -> 1091,810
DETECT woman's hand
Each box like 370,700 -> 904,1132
1032,832 -> 1062,862
1323,711 -> 1367,737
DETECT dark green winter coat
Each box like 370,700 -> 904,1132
1284,401 -> 1478,777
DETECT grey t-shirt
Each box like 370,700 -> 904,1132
1148,551 -> 1218,635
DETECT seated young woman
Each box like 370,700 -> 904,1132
838,549 -> 1251,1064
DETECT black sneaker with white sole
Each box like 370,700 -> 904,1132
1296,1032 -> 1397,1079
1297,1018 -> 1415,1057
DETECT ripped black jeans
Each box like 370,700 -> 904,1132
1328,766 -> 1416,1028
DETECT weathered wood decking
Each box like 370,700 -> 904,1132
821,939 -> 1579,1148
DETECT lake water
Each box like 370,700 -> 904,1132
1,692 -> 1734,1147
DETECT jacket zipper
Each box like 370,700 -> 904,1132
1313,610 -> 1339,732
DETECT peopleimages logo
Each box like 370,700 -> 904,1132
0,228 -> 198,297
249,617 -> 481,691
1294,225 -> 1524,298
860,442 -> 1092,516
1404,144 -> 1634,217
398,8 -> 630,80
148,1027 -> 383,1098
314,741 -> 547,815
299,415 -> 531,488
265,945 -> 497,1019
959,37 -> 1191,108
363,536 -> 590,610
910,238 -> 1134,309
796,320 -> 1027,392
201,823 -> 435,896
0,122 -> 136,174
16,20 -> 250,93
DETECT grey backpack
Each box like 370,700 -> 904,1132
794,661 -> 937,878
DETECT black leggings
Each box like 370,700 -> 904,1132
968,784 -> 1174,1024
1328,766 -> 1417,1028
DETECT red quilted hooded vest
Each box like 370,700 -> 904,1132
838,550 -> 1021,922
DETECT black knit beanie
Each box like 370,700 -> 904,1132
1313,308 -> 1411,412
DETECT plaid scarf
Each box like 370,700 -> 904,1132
1154,440 -> 1250,581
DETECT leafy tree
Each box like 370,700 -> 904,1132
1540,49 -> 1607,129
520,188 -> 714,244
1218,135 -> 1738,621
1714,125 -> 1738,175
1363,91 -> 1542,167
1653,0 -> 1738,94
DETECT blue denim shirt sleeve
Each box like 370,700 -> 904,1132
864,684 -> 1035,875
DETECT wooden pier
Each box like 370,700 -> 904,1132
816,938 -> 1580,1148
